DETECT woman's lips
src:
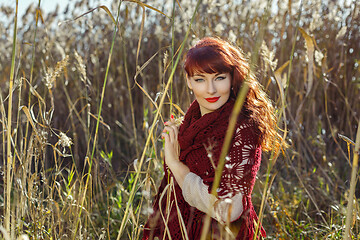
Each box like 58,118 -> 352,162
205,97 -> 220,103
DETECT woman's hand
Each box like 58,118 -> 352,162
162,115 -> 180,166
161,115 -> 189,188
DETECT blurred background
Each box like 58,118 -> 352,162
0,0 -> 359,239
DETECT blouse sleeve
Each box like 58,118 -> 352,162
182,172 -> 243,223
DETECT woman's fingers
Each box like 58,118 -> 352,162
162,115 -> 181,165
163,126 -> 176,142
161,131 -> 169,142
164,119 -> 175,127
169,124 -> 179,139
163,122 -> 179,142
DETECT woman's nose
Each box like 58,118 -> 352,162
207,81 -> 216,94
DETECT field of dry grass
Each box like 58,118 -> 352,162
0,0 -> 359,239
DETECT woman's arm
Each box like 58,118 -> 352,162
180,123 -> 260,223
165,160 -> 190,188
161,118 -> 190,188
162,120 -> 249,223
182,172 -> 243,223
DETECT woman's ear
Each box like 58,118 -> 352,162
186,74 -> 192,90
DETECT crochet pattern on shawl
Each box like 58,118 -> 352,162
142,99 -> 266,240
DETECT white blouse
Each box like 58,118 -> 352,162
182,172 -> 243,223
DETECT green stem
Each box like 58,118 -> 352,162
122,37 -> 140,159
73,1 -> 123,238
200,83 -> 249,240
5,0 -> 18,233
116,1 -> 203,238
170,0 -> 176,115
199,0 -> 271,239
344,121 -> 360,240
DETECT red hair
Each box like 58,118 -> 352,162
184,37 -> 283,152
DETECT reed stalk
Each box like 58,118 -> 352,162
254,0 -> 304,238
19,1 -> 41,229
199,84 -> 249,240
5,0 -> 18,233
169,0 -> 176,115
73,1 -> 123,238
344,121 -> 360,239
122,34 -> 140,159
199,1 -> 270,239
116,1 -> 202,238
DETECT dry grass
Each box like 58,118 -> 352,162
0,0 -> 359,239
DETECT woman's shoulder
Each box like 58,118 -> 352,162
234,115 -> 261,146
236,111 -> 254,130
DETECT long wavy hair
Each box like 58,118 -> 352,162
184,37 -> 283,152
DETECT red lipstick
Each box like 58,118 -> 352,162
205,97 -> 220,103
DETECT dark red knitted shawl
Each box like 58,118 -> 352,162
142,99 -> 266,240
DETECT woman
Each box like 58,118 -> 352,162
142,37 -> 283,239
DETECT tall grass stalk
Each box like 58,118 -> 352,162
116,1 -> 202,238
73,1 -> 123,238
169,0 -> 177,115
122,36 -> 140,159
254,1 -> 304,238
5,0 -> 18,233
344,121 -> 360,239
11,3 -> 41,234
200,84 -> 249,240
19,0 -> 42,228
198,1 -> 271,239
23,0 -> 42,159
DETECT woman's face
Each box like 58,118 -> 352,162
187,72 -> 232,116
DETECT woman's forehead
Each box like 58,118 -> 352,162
189,65 -> 228,76
192,71 -> 225,77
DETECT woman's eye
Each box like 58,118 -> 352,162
194,78 -> 204,82
216,76 -> 225,80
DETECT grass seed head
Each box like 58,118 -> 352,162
44,55 -> 69,89
58,132 -> 73,148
